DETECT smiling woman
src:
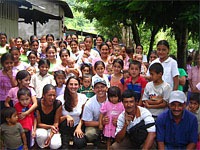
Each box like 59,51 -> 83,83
57,76 -> 87,149
35,84 -> 62,149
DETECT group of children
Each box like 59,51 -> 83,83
0,32 -> 200,149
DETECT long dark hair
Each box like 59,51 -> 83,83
64,76 -> 80,112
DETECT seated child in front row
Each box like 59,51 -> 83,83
78,74 -> 95,99
99,86 -> 124,150
0,107 -> 28,150
142,63 -> 172,119
15,87 -> 37,149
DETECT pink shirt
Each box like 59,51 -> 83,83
100,101 -> 124,138
7,87 -> 36,106
188,66 -> 200,91
0,70 -> 16,101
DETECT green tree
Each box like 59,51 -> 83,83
76,0 -> 199,67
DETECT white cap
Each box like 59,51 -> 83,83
169,91 -> 187,104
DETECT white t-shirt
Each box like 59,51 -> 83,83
115,106 -> 155,135
57,93 -> 87,126
142,81 -> 172,116
147,57 -> 179,89
82,95 -> 108,122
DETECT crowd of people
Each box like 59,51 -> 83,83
0,32 -> 200,150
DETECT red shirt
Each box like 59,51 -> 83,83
125,76 -> 147,94
15,102 -> 34,131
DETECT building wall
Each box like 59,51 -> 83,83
18,0 -> 64,40
0,2 -> 18,40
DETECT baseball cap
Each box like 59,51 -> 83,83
94,78 -> 107,87
169,90 -> 187,104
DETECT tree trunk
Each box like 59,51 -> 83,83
131,20 -> 140,47
147,26 -> 160,61
174,26 -> 188,69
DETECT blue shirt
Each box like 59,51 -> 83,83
156,109 -> 198,149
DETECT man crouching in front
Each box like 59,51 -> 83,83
111,89 -> 156,149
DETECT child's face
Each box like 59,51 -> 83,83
47,36 -> 54,45
70,41 -> 78,53
83,77 -> 91,88
39,64 -> 49,76
7,111 -> 18,125
121,47 -> 126,59
84,38 -> 93,50
123,72 -> 130,81
60,51 -> 70,63
19,75 -> 31,88
113,47 -> 121,56
79,43 -> 86,51
19,94 -> 31,107
136,55 -> 143,63
46,48 -> 56,60
16,39 -> 22,48
95,64 -> 105,77
3,59 -> 14,71
149,53 -> 157,62
113,62 -> 122,74
56,74 -> 66,87
100,45 -> 109,58
28,54 -> 37,65
106,67 -> 113,75
27,67 -> 36,76
68,60 -> 75,68
31,42 -> 39,52
149,70 -> 162,83
109,96 -> 119,104
59,43 -> 67,50
136,46 -> 143,54
82,67 -> 90,75
129,64 -> 140,78
11,50 -> 20,63
188,100 -> 199,113
22,42 -> 29,52
157,44 -> 169,60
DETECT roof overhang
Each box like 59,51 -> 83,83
19,8 -> 62,24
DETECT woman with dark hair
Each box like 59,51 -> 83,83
57,76 -> 87,149
35,84 -> 62,149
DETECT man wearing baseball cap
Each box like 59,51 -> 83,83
82,78 -> 108,148
156,90 -> 198,149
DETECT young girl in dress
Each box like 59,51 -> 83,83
99,86 -> 124,150
0,107 -> 28,150
15,87 -> 37,149
0,53 -> 17,109
4,70 -> 37,119
109,58 -> 125,92
92,61 -> 110,87
54,70 -> 66,97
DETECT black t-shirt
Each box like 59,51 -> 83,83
37,100 -> 61,125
